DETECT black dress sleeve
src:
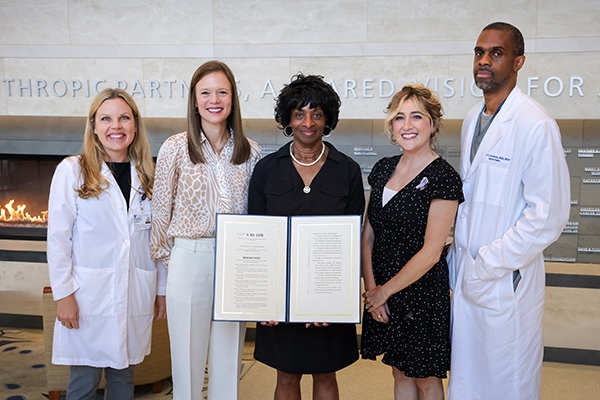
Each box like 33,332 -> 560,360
430,159 -> 464,204
367,157 -> 384,188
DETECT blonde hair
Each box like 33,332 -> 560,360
186,60 -> 251,165
384,84 -> 443,149
77,88 -> 155,199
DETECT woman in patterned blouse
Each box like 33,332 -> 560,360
150,60 -> 261,400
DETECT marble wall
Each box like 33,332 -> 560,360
1,0 -> 599,360
1,1 -> 600,263
0,0 -> 598,119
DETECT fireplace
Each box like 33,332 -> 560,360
0,154 -> 62,240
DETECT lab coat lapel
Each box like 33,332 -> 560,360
101,162 -> 129,232
464,87 -> 519,180
467,119 -> 505,173
129,163 -> 142,210
461,112 -> 479,179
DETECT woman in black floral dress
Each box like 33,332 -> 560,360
360,84 -> 463,400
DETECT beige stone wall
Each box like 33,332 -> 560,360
0,0 -> 599,119
1,0 -> 599,263
1,2 -> 600,355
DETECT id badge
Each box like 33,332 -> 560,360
134,212 -> 152,231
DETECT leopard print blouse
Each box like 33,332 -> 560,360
150,131 -> 261,266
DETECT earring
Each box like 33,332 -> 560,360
283,125 -> 293,137
323,126 -> 332,137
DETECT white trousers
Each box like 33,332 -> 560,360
166,238 -> 246,400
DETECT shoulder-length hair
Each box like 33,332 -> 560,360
275,73 -> 341,131
186,60 -> 251,165
384,84 -> 443,149
78,88 -> 154,199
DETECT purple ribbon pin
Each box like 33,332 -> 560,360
416,177 -> 429,190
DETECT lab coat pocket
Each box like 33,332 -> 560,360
130,267 -> 157,316
461,255 -> 501,311
72,266 -> 114,317
472,163 -> 508,207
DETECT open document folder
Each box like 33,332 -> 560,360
213,214 -> 362,323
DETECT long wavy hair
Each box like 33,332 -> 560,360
186,60 -> 251,165
77,88 -> 154,199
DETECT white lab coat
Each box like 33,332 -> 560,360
47,156 -> 165,369
447,87 -> 570,400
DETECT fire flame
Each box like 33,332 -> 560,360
0,199 -> 48,224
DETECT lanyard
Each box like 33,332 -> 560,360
133,186 -> 151,231
131,185 -> 146,213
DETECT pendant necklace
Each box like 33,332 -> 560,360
289,142 -> 326,194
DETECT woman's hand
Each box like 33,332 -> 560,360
369,303 -> 389,324
155,295 -> 167,320
305,322 -> 330,328
363,285 -> 391,311
57,294 -> 79,329
260,320 -> 331,327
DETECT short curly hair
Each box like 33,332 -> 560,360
384,84 -> 443,149
275,73 -> 341,131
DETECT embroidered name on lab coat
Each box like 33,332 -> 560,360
485,153 -> 511,163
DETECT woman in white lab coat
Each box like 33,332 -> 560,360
47,88 -> 167,400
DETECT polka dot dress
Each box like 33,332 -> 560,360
360,155 -> 463,379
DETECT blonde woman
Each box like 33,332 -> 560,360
360,84 -> 463,400
47,88 -> 166,400
150,60 -> 261,399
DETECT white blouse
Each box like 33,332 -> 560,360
382,186 -> 398,206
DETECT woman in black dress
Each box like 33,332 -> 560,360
248,73 -> 365,400
360,84 -> 463,400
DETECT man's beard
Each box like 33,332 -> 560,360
474,71 -> 510,93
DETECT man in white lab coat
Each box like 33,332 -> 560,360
447,22 -> 570,400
